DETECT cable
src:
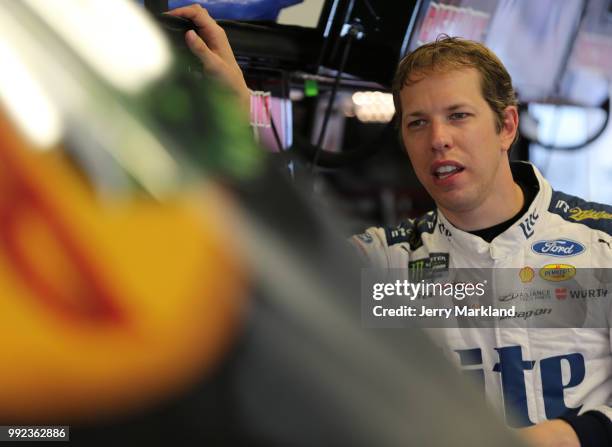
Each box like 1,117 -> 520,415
360,0 -> 380,22
257,79 -> 284,153
269,113 -> 284,152
311,23 -> 360,172
521,97 -> 610,151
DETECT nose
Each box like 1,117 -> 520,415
430,119 -> 452,152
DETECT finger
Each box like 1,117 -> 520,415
184,29 -> 216,71
167,4 -> 214,30
167,5 -> 233,56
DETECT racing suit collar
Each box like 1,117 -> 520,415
435,162 -> 551,261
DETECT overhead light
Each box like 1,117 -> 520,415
350,91 -> 395,123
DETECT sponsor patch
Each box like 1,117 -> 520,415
555,288 -> 567,300
539,264 -> 576,282
498,289 -> 551,302
568,288 -> 609,299
385,224 -> 413,246
499,307 -> 552,321
531,239 -> 585,257
519,210 -> 539,239
568,207 -> 612,221
598,238 -> 611,249
356,232 -> 373,244
519,267 -> 534,283
408,252 -> 449,281
437,222 -> 452,238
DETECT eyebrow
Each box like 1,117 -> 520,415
405,103 -> 472,117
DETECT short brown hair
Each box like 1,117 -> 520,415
392,36 -> 517,135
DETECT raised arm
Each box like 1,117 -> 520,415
168,4 -> 250,111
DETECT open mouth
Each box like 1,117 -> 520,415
433,165 -> 465,180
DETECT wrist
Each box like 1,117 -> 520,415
552,419 -> 581,447
237,84 -> 250,113
518,419 -> 580,447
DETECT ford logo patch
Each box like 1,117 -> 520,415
531,239 -> 585,257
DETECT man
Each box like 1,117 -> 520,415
169,4 -> 612,446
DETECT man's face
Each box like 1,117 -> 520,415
399,68 -> 515,216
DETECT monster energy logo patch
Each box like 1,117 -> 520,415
408,253 -> 449,281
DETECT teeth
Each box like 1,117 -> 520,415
436,165 -> 458,174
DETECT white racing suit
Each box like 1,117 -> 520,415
351,162 -> 612,428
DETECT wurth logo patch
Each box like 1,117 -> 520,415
569,288 -> 608,299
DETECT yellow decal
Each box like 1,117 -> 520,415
519,267 -> 534,283
569,207 -> 612,221
539,264 -> 576,282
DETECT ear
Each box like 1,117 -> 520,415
500,105 -> 518,152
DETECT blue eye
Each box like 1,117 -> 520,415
449,112 -> 469,120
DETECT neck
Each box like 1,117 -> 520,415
439,164 -> 524,232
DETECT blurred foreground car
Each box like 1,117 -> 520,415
0,1 -> 527,446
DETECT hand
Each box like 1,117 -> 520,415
517,420 -> 580,447
167,4 -> 250,111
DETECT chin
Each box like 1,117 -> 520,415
433,193 -> 477,214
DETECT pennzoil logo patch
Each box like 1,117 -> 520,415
539,264 -> 576,282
